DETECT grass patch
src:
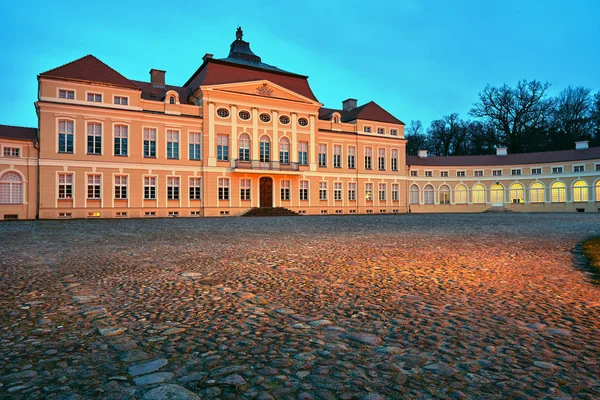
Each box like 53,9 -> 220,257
582,237 -> 600,273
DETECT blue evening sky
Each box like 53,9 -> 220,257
1,0 -> 598,130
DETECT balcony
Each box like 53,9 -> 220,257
230,159 -> 300,172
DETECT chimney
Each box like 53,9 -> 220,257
149,69 -> 165,87
418,150 -> 428,158
575,140 -> 589,150
202,53 -> 213,63
342,98 -> 357,112
496,147 -> 507,156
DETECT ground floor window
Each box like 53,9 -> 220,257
167,177 -> 180,200
319,181 -> 327,200
0,172 -> 23,204
551,181 -> 566,203
530,182 -> 544,203
472,184 -> 485,204
410,185 -> 419,204
423,185 -> 434,204
392,184 -> 399,201
348,182 -> 356,201
490,184 -> 504,204
573,180 -> 588,202
300,180 -> 308,200
114,175 -> 127,199
144,176 -> 156,200
240,178 -> 251,200
439,185 -> 450,204
334,182 -> 342,200
58,173 -> 73,199
509,183 -> 524,203
378,183 -> 386,201
218,178 -> 230,200
281,180 -> 290,200
455,184 -> 467,204
190,177 -> 201,200
87,174 -> 101,199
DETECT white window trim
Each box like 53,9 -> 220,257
56,171 -> 75,202
188,131 -> 203,161
112,122 -> 130,157
530,167 -> 542,175
424,170 -> 433,177
456,170 -> 466,177
165,90 -> 180,105
376,126 -> 386,135
142,174 -> 158,202
57,87 -> 76,100
56,118 -> 76,155
363,125 -> 373,133
85,172 -> 103,205
113,95 -> 130,106
113,173 -> 130,203
551,165 -> 564,174
165,129 -> 181,160
258,112 -> 272,124
492,169 -> 503,176
85,120 -> 104,156
142,126 -> 159,159
572,164 -> 585,172
85,90 -> 103,103
511,168 -> 522,175
0,169 -> 27,205
166,175 -> 182,205
1,144 -> 24,158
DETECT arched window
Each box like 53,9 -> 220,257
455,184 -> 467,204
490,184 -> 504,205
509,183 -> 524,204
169,96 -> 175,104
472,184 -> 485,204
279,137 -> 290,164
424,184 -> 434,204
259,135 -> 270,162
596,181 -> 600,202
573,180 -> 588,202
551,181 -> 566,203
0,172 -> 23,204
238,134 -> 250,162
409,185 -> 419,204
439,185 -> 450,204
530,182 -> 545,203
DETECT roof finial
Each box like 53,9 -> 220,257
236,26 -> 243,41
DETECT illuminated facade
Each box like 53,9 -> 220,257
0,28 -> 599,220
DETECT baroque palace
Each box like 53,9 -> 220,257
1,28 -> 599,220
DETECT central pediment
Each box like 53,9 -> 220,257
203,80 -> 321,105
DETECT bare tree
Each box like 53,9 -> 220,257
428,114 -> 464,156
405,120 -> 428,156
470,80 -> 552,153
551,86 -> 592,148
592,92 -> 600,145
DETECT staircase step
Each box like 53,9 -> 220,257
242,207 -> 299,217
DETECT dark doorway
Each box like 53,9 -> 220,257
259,177 -> 273,208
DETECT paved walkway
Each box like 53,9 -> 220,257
0,214 -> 599,399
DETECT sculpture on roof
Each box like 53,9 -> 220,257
236,27 -> 243,41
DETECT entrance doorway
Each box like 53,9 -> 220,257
259,177 -> 273,207
490,183 -> 504,206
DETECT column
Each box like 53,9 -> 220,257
252,108 -> 259,161
309,114 -> 316,171
291,113 -> 298,163
272,110 -> 279,162
207,102 -> 216,166
231,104 -> 238,161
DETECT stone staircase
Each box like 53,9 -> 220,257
484,206 -> 514,213
242,207 -> 300,217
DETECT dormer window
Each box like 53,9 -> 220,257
333,116 -> 339,123
87,93 -> 102,102
58,89 -> 75,100
169,96 -> 175,104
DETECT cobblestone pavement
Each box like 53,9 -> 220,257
1,214 -> 599,400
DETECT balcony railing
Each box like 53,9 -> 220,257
231,159 -> 300,171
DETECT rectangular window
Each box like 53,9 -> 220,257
364,147 -> 372,170
410,170 -> 418,177
240,178 -> 251,200
474,170 -> 484,177
596,164 -> 600,171
3,147 -> 20,157
573,165 -> 584,172
440,171 -> 448,177
492,170 -> 502,176
114,125 -> 128,156
87,93 -> 102,102
390,129 -> 398,136
300,180 -> 309,201
218,178 -> 229,200
334,182 -> 342,200
114,96 -> 128,105
552,166 -> 563,174
319,181 -> 327,200
318,144 -> 327,167
348,182 -> 356,201
58,89 -> 74,99
348,146 -> 356,169
217,135 -> 229,161
457,171 -> 466,177
280,140 -> 290,164
378,183 -> 386,201
281,180 -> 290,200
87,123 -> 102,154
531,168 -> 542,175
167,177 -> 180,200
58,120 -> 74,153
391,149 -> 398,171
57,173 -> 73,199
87,174 -> 101,199
378,148 -> 385,170
114,175 -> 128,199
144,128 -> 157,158
511,169 -> 522,176
190,177 -> 202,200
167,130 -> 179,159
333,145 -> 342,168
298,142 -> 308,165
144,176 -> 157,200
392,184 -> 399,201
425,171 -> 432,177
189,132 -> 201,160
377,127 -> 385,135
363,126 -> 372,133
365,183 -> 373,201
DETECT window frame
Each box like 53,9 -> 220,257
167,176 -> 180,200
57,119 -> 75,154
143,127 -> 157,158
114,174 -> 128,200
113,124 -> 129,157
113,95 -> 129,106
217,134 -> 229,161
218,177 -> 230,200
87,173 -> 102,200
143,176 -> 157,200
58,88 -> 75,100
166,129 -> 180,160
86,92 -> 102,103
240,178 -> 251,201
189,177 -> 202,200
188,132 -> 202,160
86,122 -> 103,155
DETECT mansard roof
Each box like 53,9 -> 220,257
407,147 -> 600,167
319,101 -> 405,125
39,55 -> 140,90
0,124 -> 37,141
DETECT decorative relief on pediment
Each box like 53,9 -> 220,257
256,83 -> 274,97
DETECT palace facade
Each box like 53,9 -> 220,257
1,29 -> 599,220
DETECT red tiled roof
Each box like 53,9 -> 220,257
131,80 -> 189,102
39,55 -> 140,90
407,147 -> 600,167
319,101 -> 404,125
185,59 -> 318,102
0,124 -> 37,141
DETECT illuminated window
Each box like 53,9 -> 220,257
490,184 -> 504,204
409,185 -> 419,204
573,180 -> 588,202
530,182 -> 545,203
551,181 -> 566,203
365,183 -> 373,201
423,185 -> 434,204
0,172 -> 23,204
439,185 -> 450,204
455,184 -> 467,204
472,184 -> 485,204
596,181 -> 600,202
509,183 -> 524,203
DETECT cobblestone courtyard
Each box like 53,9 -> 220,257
1,214 -> 599,399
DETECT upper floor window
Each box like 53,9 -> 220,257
279,115 -> 290,125
298,141 -> 308,166
333,116 -> 339,123
3,147 -> 20,157
492,169 -> 502,176
58,120 -> 74,153
377,127 -> 385,135
391,149 -> 398,171
378,148 -> 385,170
114,96 -> 128,105
0,172 -> 23,204
457,171 -> 466,177
364,147 -> 372,170
474,170 -> 484,177
279,137 -> 290,164
114,125 -> 128,156
596,164 -> 600,171
167,130 -> 180,159
363,126 -> 372,133
259,113 -> 271,123
87,123 -> 102,155
531,168 -> 542,175
552,166 -> 563,174
58,89 -> 75,100
217,134 -> 229,161
87,93 -> 102,102
216,108 -> 229,118
573,165 -> 584,172
239,134 -> 250,161
189,132 -> 201,160
390,129 -> 398,136
347,146 -> 356,169
169,96 -> 176,105
318,144 -> 327,167
410,170 -> 418,177
440,171 -> 448,177
238,110 -> 251,120
144,128 -> 157,158
511,169 -> 522,176
259,135 -> 271,162
298,117 -> 309,127
58,173 -> 73,199
333,145 -> 342,168
425,171 -> 433,177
